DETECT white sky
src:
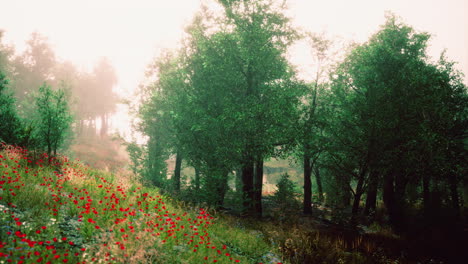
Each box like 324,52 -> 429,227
1,0 -> 467,136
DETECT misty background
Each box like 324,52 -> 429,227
1,0 -> 466,137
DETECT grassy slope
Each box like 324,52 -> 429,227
0,145 -> 282,264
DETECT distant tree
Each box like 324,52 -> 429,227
0,31 -> 15,76
12,32 -> 56,105
35,83 -> 73,162
92,58 -> 118,137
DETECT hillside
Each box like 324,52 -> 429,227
0,144 -> 283,263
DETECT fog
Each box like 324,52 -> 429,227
1,0 -> 467,136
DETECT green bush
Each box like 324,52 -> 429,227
272,173 -> 301,217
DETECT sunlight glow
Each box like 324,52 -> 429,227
1,0 -> 467,136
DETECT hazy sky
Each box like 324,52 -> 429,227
1,0 -> 467,135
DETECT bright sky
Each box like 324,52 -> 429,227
1,0 -> 467,136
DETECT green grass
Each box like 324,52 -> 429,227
0,145 -> 284,264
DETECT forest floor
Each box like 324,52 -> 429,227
240,199 -> 468,264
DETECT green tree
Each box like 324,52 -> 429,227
35,83 -> 74,162
297,33 -> 334,215
329,13 -> 467,229
0,72 -> 22,144
137,51 -> 185,189
136,0 -> 300,213
208,0 -> 300,216
0,31 -> 15,76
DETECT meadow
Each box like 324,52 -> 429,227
0,144 -> 282,264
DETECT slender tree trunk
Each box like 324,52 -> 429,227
384,170 -> 407,232
448,174 -> 460,218
235,168 -> 242,193
303,149 -> 313,215
92,119 -> 97,135
463,177 -> 468,209
242,152 -> 255,216
215,171 -> 229,208
383,171 -> 395,224
47,144 -> 52,165
351,174 -> 365,218
423,173 -> 431,217
364,170 -> 378,216
315,166 -> 323,204
173,152 -> 182,193
78,120 -> 83,135
100,114 -> 108,138
194,167 -> 200,190
253,157 -> 263,218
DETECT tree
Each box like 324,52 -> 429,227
35,83 -> 73,162
329,13 -> 467,230
137,51 -> 185,189
0,72 -> 22,144
12,32 -> 56,106
214,0 -> 300,216
0,31 -> 15,76
135,0 -> 300,213
297,33 -> 334,215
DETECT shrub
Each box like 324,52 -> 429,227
272,173 -> 301,218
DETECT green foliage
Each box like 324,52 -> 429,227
0,72 -> 22,144
125,141 -> 144,175
325,13 -> 467,229
272,173 -> 300,213
35,83 -> 74,158
134,0 -> 302,214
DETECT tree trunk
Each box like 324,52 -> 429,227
315,166 -> 323,204
383,171 -> 395,224
100,114 -> 107,138
351,174 -> 365,218
242,153 -> 255,216
235,168 -> 242,193
173,152 -> 182,193
423,172 -> 431,217
364,170 -> 378,216
303,150 -> 313,215
194,167 -> 200,190
47,144 -> 52,165
78,119 -> 83,135
215,171 -> 229,208
448,174 -> 460,218
384,170 -> 407,232
253,157 -> 263,218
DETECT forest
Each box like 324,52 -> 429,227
1,0 -> 467,263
